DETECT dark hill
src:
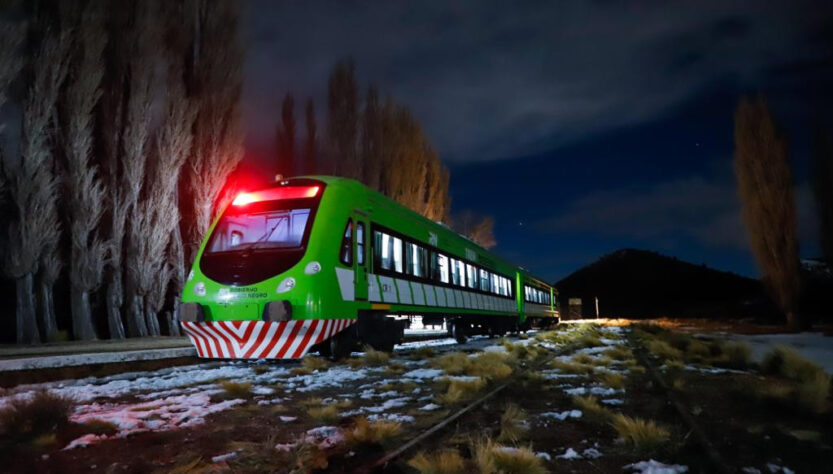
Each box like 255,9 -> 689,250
555,249 -> 774,319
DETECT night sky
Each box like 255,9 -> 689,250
241,1 -> 833,282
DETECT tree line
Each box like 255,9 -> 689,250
0,0 -> 243,343
274,60 -> 496,250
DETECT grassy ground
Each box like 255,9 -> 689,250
1,321 -> 830,473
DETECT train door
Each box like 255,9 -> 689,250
353,216 -> 368,301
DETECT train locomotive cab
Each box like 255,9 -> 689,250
180,178 -> 360,359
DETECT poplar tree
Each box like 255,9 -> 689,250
327,60 -> 359,178
3,15 -> 70,343
813,129 -> 833,262
303,97 -> 317,175
182,0 -> 244,265
275,93 -> 296,176
121,0 -> 161,337
734,96 -> 802,329
62,0 -> 107,340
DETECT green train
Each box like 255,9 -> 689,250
180,176 -> 558,359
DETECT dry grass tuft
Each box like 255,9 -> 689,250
438,378 -> 487,404
219,381 -> 253,399
498,404 -> 529,443
385,362 -> 408,375
604,345 -> 633,361
468,352 -> 514,380
345,416 -> 402,446
230,433 -> 328,473
307,404 -> 340,422
665,359 -> 685,371
599,371 -> 626,389
410,347 -> 436,360
299,397 -> 324,408
408,450 -> 468,474
361,346 -> 391,366
572,395 -> 612,422
472,437 -> 547,474
550,359 -> 594,375
717,341 -> 753,369
760,346 -> 831,413
763,346 -> 825,383
80,418 -> 119,436
252,365 -> 270,375
0,391 -> 74,439
645,339 -> 683,360
432,352 -> 470,375
302,356 -> 331,372
685,339 -> 712,359
611,414 -> 670,453
290,367 -> 314,376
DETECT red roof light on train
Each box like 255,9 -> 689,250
232,186 -> 320,206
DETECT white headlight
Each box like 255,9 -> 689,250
304,261 -> 322,275
194,282 -> 206,296
277,277 -> 296,294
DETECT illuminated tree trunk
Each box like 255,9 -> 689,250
106,272 -> 126,339
38,258 -> 61,341
70,288 -> 96,341
16,274 -> 40,344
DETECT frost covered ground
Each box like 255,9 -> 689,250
2,321 -> 827,473
729,332 -> 833,373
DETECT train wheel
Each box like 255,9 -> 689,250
329,328 -> 356,360
450,320 -> 468,344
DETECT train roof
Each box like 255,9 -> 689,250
264,175 -> 554,288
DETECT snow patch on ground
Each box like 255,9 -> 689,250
539,410 -> 582,422
624,459 -> 688,474
64,391 -> 245,449
401,368 -> 444,379
564,386 -> 624,397
367,413 -> 415,423
766,463 -> 795,474
556,447 -> 583,459
211,452 -> 238,463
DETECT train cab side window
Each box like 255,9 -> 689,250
376,231 -> 393,271
392,236 -> 403,273
356,223 -> 365,265
438,254 -> 450,284
340,220 -> 353,266
466,264 -> 477,289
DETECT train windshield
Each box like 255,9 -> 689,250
207,208 -> 311,252
198,181 -> 325,286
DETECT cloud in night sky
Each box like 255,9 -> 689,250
538,176 -> 818,254
243,0 -> 833,163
